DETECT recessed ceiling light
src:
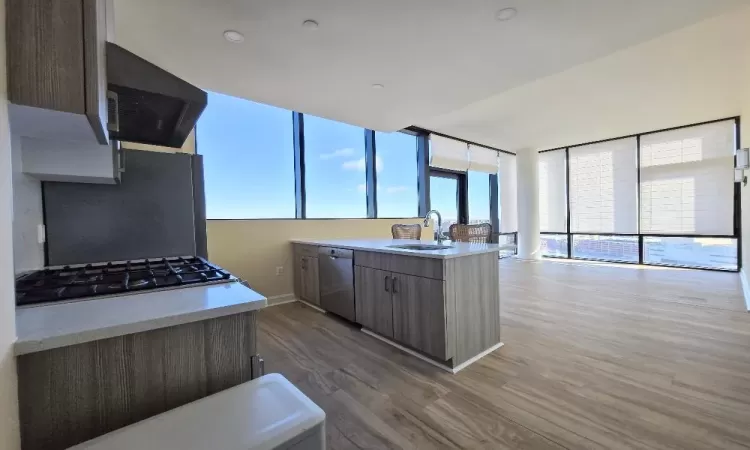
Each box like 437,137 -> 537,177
223,30 -> 245,43
495,7 -> 517,21
371,84 -> 384,89
302,20 -> 319,30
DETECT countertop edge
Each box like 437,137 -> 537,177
14,298 -> 267,356
290,239 -> 502,259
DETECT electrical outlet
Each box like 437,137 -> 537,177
275,266 -> 284,276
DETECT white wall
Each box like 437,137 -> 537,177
0,0 -> 21,447
740,45 -> 750,297
11,134 -> 43,273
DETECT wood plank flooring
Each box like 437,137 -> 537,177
257,259 -> 750,449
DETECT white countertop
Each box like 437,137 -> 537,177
15,281 -> 267,356
290,238 -> 507,259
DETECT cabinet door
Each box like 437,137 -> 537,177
8,0 -> 109,144
354,266 -> 393,338
392,274 -> 448,360
303,256 -> 320,306
294,254 -> 305,301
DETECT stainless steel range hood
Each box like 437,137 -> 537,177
106,43 -> 207,148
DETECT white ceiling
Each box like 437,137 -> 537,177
114,0 -> 747,147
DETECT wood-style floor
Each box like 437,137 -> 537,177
257,259 -> 750,449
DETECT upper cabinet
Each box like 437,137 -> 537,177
7,0 -> 111,145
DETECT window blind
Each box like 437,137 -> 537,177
639,120 -> 735,236
498,152 -> 517,232
538,150 -> 567,232
468,144 -> 499,174
569,137 -> 638,233
429,134 -> 469,171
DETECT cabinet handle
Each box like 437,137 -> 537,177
301,258 -> 307,270
384,275 -> 390,292
392,276 -> 398,293
107,90 -> 120,133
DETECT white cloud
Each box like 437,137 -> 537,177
384,185 -> 409,194
320,148 -> 355,160
342,156 -> 383,172
356,183 -> 367,193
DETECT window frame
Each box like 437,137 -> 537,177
537,116 -> 741,272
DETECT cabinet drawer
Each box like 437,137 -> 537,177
294,243 -> 319,257
354,251 -> 443,280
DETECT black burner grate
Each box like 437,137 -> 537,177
15,256 -> 233,306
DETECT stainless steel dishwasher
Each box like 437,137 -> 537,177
318,247 -> 355,322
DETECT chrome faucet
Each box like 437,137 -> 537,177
423,210 -> 444,243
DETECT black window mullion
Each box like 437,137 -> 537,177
636,135 -> 644,264
489,173 -> 499,242
365,129 -> 377,218
735,117 -> 742,271
293,112 -> 305,219
417,133 -> 430,216
564,148 -> 572,258
459,173 -> 468,224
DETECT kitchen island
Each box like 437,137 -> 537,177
291,238 -> 503,373
14,281 -> 267,450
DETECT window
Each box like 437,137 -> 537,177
541,234 -> 568,258
198,91 -> 295,219
643,236 -> 737,270
468,171 -> 491,224
430,173 -> 460,237
538,150 -> 567,232
572,235 -> 639,263
304,115 -> 367,218
375,131 -> 418,218
569,138 -> 638,233
639,120 -> 735,236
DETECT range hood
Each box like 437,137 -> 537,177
106,43 -> 207,148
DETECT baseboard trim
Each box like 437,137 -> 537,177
452,342 -> 505,372
740,270 -> 750,312
361,328 -> 504,374
297,298 -> 327,314
265,294 -> 297,307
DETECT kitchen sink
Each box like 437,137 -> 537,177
387,244 -> 453,251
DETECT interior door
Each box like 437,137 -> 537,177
354,266 -> 393,338
392,273 -> 448,360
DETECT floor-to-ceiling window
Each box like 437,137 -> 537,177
536,117 -> 739,271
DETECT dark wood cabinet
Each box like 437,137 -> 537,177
392,273 -> 448,360
294,254 -> 320,305
354,266 -> 394,338
7,0 -> 110,144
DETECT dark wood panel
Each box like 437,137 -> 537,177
354,266 -> 393,338
294,254 -> 304,300
354,251 -> 443,280
7,0 -> 86,113
446,252 -> 500,366
82,0 -> 109,143
303,256 -> 320,305
205,312 -> 256,394
17,311 -> 258,450
392,274 -> 449,361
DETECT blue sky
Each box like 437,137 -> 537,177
198,91 -> 490,222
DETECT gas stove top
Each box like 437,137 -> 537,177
15,256 -> 236,307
